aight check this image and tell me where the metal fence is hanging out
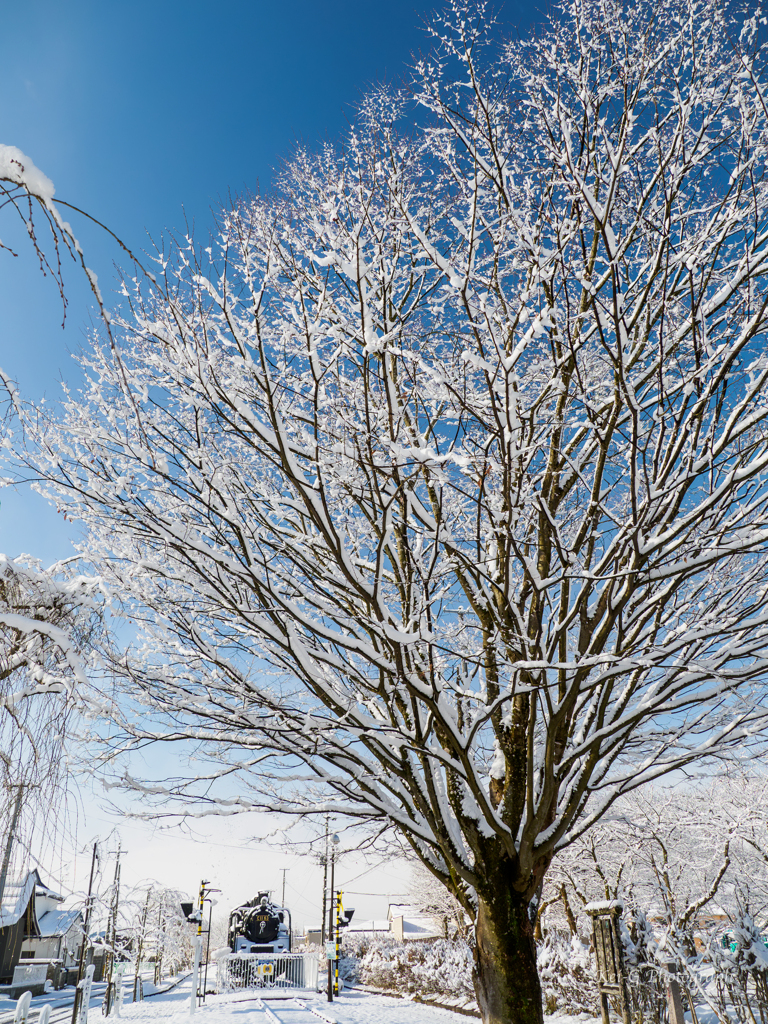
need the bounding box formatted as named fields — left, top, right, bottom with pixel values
left=216, top=953, right=321, bottom=992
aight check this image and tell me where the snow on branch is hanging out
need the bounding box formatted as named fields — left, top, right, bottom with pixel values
left=22, top=0, right=768, bottom=934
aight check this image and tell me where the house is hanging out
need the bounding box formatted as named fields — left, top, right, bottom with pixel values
left=0, top=870, right=41, bottom=983
left=345, top=919, right=389, bottom=938
left=305, top=919, right=389, bottom=945
left=387, top=904, right=444, bottom=942
left=20, top=881, right=84, bottom=966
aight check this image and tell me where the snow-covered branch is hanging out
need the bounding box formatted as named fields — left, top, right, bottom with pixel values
left=21, top=1, right=768, bottom=1019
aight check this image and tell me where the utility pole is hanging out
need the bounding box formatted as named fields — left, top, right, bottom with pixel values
left=133, top=889, right=151, bottom=1002
left=281, top=868, right=288, bottom=908
left=320, top=815, right=329, bottom=945
left=326, top=833, right=339, bottom=1003
left=0, top=785, right=24, bottom=906
left=72, top=842, right=98, bottom=1024
left=104, top=842, right=123, bottom=1015
left=154, top=898, right=164, bottom=986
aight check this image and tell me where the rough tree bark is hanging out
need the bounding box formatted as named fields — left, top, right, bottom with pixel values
left=475, top=864, right=544, bottom=1024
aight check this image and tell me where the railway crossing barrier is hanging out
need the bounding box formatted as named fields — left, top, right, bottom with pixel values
left=216, top=953, right=321, bottom=992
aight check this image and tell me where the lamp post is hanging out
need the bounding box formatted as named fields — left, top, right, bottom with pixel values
left=326, top=834, right=339, bottom=1003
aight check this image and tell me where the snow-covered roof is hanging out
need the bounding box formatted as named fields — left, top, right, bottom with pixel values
left=345, top=919, right=389, bottom=933
left=37, top=908, right=82, bottom=938
left=585, top=900, right=623, bottom=914
left=35, top=884, right=64, bottom=902
left=0, top=870, right=41, bottom=929
left=700, top=904, right=729, bottom=919
left=387, top=903, right=416, bottom=919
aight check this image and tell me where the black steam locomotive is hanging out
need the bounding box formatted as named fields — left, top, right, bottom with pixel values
left=228, top=892, right=291, bottom=954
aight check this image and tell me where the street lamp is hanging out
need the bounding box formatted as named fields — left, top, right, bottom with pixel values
left=327, top=834, right=340, bottom=1003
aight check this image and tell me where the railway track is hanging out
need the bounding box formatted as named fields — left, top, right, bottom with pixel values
left=0, top=973, right=191, bottom=1024
left=0, top=1002, right=81, bottom=1024
left=1, top=984, right=336, bottom=1024
left=249, top=997, right=337, bottom=1024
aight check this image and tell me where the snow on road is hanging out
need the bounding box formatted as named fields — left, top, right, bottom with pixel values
left=82, top=978, right=600, bottom=1024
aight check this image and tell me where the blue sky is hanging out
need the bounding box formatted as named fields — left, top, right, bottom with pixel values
left=0, top=0, right=542, bottom=564
left=0, top=0, right=544, bottom=917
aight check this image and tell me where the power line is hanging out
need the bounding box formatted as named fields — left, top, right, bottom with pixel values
left=340, top=890, right=408, bottom=897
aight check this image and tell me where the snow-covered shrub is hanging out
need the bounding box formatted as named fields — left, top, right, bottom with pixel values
left=621, top=909, right=670, bottom=1024
left=345, top=930, right=600, bottom=1016
left=343, top=935, right=474, bottom=1002
left=537, top=932, right=598, bottom=1017
left=710, top=911, right=768, bottom=1024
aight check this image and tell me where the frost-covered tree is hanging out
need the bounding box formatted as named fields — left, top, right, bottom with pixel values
left=544, top=777, right=768, bottom=934
left=0, top=143, right=109, bottom=709
left=26, top=0, right=768, bottom=1020
left=0, top=146, right=108, bottom=850
left=121, top=886, right=193, bottom=983
left=408, top=859, right=470, bottom=939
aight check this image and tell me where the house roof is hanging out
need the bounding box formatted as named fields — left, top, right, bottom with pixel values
left=35, top=884, right=64, bottom=903
left=387, top=903, right=416, bottom=919
left=0, top=870, right=42, bottom=930
left=37, top=908, right=82, bottom=938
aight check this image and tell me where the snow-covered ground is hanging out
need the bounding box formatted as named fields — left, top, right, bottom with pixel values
left=75, top=978, right=601, bottom=1024
left=2, top=974, right=721, bottom=1024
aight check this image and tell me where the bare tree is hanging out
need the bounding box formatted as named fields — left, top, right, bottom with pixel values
left=26, top=0, right=768, bottom=1020
left=408, top=860, right=470, bottom=939
left=122, top=885, right=193, bottom=983
left=0, top=144, right=111, bottom=862
left=545, top=778, right=768, bottom=931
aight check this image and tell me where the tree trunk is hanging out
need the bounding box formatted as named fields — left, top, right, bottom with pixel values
left=473, top=888, right=543, bottom=1024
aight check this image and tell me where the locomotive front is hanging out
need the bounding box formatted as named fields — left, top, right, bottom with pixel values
left=228, top=891, right=291, bottom=954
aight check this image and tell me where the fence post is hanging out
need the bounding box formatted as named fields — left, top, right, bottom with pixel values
left=78, top=965, right=95, bottom=1024
left=13, top=991, right=32, bottom=1024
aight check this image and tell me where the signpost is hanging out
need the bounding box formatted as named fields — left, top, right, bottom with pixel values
left=586, top=902, right=631, bottom=1024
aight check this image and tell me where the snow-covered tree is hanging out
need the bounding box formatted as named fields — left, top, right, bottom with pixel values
left=544, top=777, right=768, bottom=935
left=408, top=860, right=470, bottom=939
left=0, top=146, right=110, bottom=853
left=0, top=548, right=100, bottom=705
left=25, top=0, right=768, bottom=1020
left=122, top=886, right=193, bottom=982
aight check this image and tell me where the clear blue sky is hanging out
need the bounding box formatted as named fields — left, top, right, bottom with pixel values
left=0, top=0, right=542, bottom=559
left=1, top=0, right=546, bottom=915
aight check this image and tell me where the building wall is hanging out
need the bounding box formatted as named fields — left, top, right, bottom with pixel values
left=0, top=920, right=26, bottom=984
left=21, top=936, right=61, bottom=960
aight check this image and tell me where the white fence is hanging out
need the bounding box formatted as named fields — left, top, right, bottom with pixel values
left=216, top=953, right=321, bottom=992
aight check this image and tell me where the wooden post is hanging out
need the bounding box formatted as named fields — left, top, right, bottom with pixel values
left=587, top=902, right=631, bottom=1024
left=666, top=962, right=686, bottom=1024
left=72, top=843, right=98, bottom=1024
